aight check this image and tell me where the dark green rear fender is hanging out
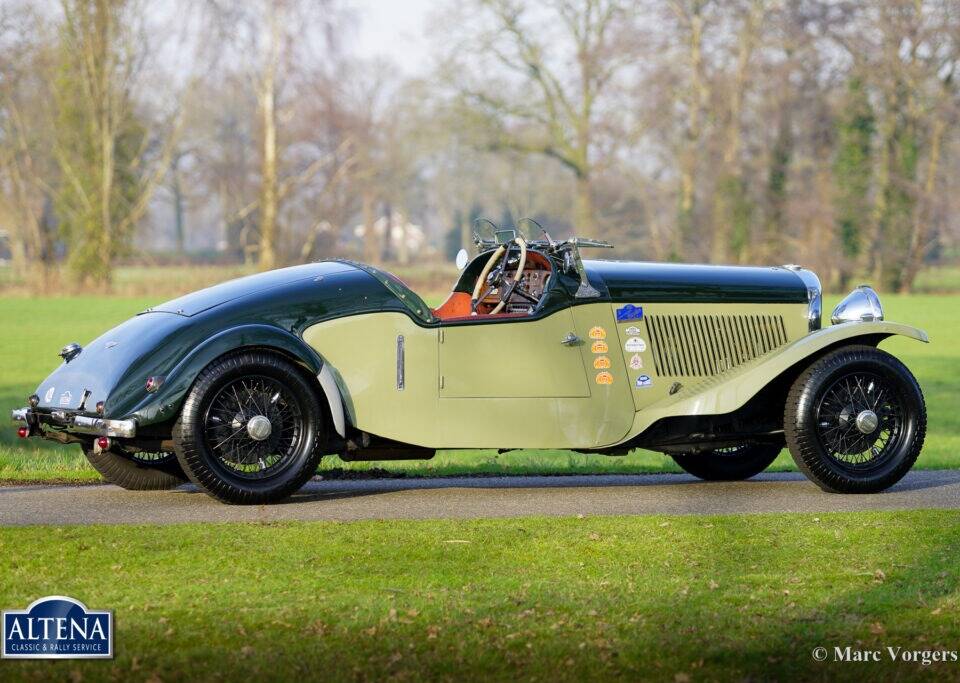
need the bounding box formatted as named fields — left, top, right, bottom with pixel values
left=127, top=324, right=332, bottom=429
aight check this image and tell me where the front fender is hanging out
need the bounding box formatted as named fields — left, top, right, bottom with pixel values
left=126, top=324, right=325, bottom=426
left=622, top=321, right=928, bottom=443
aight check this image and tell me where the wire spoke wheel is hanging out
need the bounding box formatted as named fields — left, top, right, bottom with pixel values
left=202, top=375, right=304, bottom=480
left=815, top=371, right=904, bottom=472
left=128, top=451, right=177, bottom=465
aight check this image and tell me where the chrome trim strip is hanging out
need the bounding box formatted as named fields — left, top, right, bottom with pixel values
left=396, top=335, right=405, bottom=391
left=783, top=265, right=822, bottom=332
left=317, top=364, right=346, bottom=438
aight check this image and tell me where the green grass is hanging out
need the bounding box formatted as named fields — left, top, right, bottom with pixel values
left=1, top=511, right=959, bottom=681
left=1, top=294, right=957, bottom=482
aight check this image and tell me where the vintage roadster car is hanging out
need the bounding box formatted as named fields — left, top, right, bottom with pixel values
left=12, top=224, right=927, bottom=504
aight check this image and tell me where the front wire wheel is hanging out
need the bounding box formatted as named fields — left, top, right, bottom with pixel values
left=174, top=352, right=323, bottom=504
left=785, top=345, right=925, bottom=493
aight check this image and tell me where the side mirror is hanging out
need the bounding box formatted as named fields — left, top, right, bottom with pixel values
left=455, top=248, right=469, bottom=271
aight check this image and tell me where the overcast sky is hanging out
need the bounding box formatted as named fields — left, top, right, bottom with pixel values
left=352, top=0, right=434, bottom=75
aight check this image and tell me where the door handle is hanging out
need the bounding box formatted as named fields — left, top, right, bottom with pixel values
left=560, top=332, right=581, bottom=346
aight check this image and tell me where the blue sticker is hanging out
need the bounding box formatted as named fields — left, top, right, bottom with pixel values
left=616, top=304, right=644, bottom=322
left=3, top=596, right=113, bottom=659
left=635, top=375, right=652, bottom=388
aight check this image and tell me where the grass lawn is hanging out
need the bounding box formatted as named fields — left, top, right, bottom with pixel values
left=0, top=510, right=958, bottom=681
left=0, top=293, right=957, bottom=482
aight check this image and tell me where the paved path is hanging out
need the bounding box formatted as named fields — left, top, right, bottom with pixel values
left=2, top=470, right=959, bottom=526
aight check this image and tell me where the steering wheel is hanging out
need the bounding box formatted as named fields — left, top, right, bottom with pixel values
left=471, top=237, right=534, bottom=315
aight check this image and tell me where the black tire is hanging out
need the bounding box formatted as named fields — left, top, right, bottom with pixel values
left=173, top=351, right=323, bottom=504
left=82, top=445, right=187, bottom=491
left=784, top=345, right=926, bottom=493
left=670, top=444, right=782, bottom=481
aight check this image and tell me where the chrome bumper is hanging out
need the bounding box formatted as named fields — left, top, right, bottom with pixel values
left=11, top=407, right=137, bottom=438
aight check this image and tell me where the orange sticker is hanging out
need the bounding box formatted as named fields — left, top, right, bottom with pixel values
left=591, top=340, right=609, bottom=354
left=589, top=326, right=606, bottom=340
left=595, top=371, right=614, bottom=385
left=593, top=356, right=611, bottom=369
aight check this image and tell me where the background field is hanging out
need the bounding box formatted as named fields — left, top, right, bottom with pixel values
left=1, top=290, right=956, bottom=482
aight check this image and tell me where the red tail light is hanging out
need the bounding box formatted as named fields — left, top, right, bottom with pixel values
left=96, top=436, right=111, bottom=451
left=17, top=426, right=29, bottom=439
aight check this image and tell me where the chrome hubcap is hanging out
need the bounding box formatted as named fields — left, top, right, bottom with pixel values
left=855, top=409, right=878, bottom=435
left=246, top=415, right=272, bottom=441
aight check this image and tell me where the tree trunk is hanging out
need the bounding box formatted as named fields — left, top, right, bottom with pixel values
left=258, top=5, right=280, bottom=272
left=574, top=173, right=594, bottom=234
left=362, top=188, right=378, bottom=264
left=899, top=116, right=944, bottom=293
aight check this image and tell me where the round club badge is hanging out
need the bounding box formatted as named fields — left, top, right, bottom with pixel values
left=593, top=356, right=611, bottom=370
left=591, top=340, right=609, bottom=354
left=595, top=371, right=614, bottom=385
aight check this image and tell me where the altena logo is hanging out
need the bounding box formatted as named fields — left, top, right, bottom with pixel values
left=2, top=596, right=113, bottom=659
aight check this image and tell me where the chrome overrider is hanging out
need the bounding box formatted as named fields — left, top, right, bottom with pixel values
left=11, top=407, right=137, bottom=438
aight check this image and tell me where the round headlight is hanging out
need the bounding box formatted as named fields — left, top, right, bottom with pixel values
left=831, top=285, right=883, bottom=324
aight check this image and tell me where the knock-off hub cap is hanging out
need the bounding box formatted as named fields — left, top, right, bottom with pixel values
left=246, top=415, right=272, bottom=441
left=855, top=409, right=879, bottom=435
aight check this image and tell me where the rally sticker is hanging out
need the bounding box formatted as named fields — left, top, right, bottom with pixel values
left=44, top=387, right=55, bottom=403
left=635, top=375, right=652, bottom=388
left=616, top=304, right=644, bottom=322
left=624, top=326, right=641, bottom=336
left=595, top=371, right=614, bottom=385
left=59, top=390, right=73, bottom=407
left=591, top=340, right=609, bottom=354
left=624, top=337, right=647, bottom=352
left=629, top=353, right=643, bottom=370
left=589, top=326, right=606, bottom=340
left=593, top=356, right=611, bottom=370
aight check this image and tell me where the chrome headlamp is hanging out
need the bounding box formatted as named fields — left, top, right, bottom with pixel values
left=831, top=285, right=883, bottom=325
left=783, top=265, right=822, bottom=332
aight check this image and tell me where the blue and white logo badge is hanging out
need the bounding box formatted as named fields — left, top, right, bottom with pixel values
left=616, top=304, right=644, bottom=322
left=3, top=596, right=113, bottom=659
left=635, top=375, right=652, bottom=388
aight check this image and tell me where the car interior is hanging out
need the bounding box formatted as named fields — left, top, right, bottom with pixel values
left=432, top=242, right=554, bottom=322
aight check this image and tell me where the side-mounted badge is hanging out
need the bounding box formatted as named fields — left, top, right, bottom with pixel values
left=595, top=371, right=614, bottom=385
left=629, top=353, right=643, bottom=370
left=624, top=326, right=641, bottom=336
left=591, top=340, right=609, bottom=354
left=588, top=326, right=606, bottom=340
left=624, top=337, right=647, bottom=352
left=616, top=304, right=644, bottom=322
left=593, top=356, right=611, bottom=370
left=635, top=375, right=652, bottom=388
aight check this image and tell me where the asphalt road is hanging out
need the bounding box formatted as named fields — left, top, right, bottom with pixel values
left=2, top=470, right=960, bottom=526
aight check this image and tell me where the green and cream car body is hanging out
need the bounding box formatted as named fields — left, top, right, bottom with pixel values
left=13, top=230, right=928, bottom=504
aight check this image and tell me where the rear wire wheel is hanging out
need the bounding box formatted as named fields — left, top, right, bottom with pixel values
left=670, top=443, right=782, bottom=481
left=173, top=351, right=323, bottom=504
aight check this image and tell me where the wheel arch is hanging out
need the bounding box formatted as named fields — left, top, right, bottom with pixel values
left=621, top=321, right=928, bottom=445
left=129, top=324, right=349, bottom=439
